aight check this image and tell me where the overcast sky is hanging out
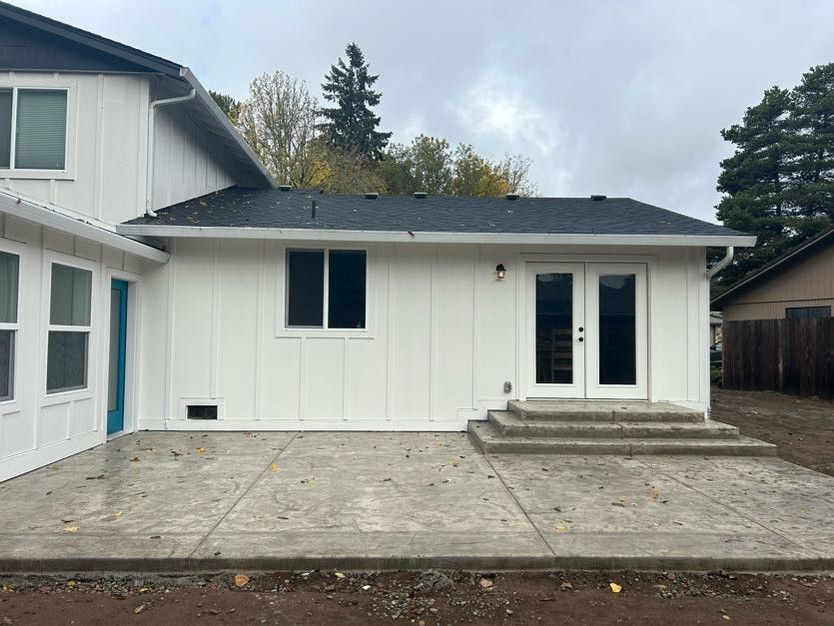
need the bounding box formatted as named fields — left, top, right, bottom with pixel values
left=16, top=0, right=834, bottom=222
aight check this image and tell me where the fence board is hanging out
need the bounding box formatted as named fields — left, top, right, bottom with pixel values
left=723, top=318, right=834, bottom=398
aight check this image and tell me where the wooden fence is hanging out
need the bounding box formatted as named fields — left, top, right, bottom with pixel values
left=722, top=318, right=834, bottom=398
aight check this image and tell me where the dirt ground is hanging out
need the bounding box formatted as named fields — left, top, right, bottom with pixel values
left=711, top=388, right=834, bottom=476
left=1, top=570, right=833, bottom=625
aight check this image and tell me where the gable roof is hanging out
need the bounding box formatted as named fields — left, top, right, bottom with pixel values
left=0, top=1, right=274, bottom=188
left=711, top=227, right=834, bottom=308
left=117, top=187, right=755, bottom=246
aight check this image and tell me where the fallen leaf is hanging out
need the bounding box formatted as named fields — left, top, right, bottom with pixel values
left=554, top=525, right=568, bottom=532
left=609, top=582, right=622, bottom=593
left=85, top=474, right=105, bottom=480
left=271, top=463, right=278, bottom=470
left=234, top=574, right=249, bottom=587
left=196, top=447, right=206, bottom=454
left=334, top=572, right=346, bottom=579
left=129, top=457, right=140, bottom=462
left=479, top=578, right=494, bottom=589
left=62, top=526, right=79, bottom=533
left=722, top=615, right=731, bottom=621
left=651, top=488, right=661, bottom=501
left=134, top=604, right=146, bottom=614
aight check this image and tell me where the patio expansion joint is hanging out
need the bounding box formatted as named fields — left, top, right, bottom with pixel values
left=638, top=459, right=817, bottom=556
left=187, top=431, right=302, bottom=559
left=480, top=452, right=557, bottom=561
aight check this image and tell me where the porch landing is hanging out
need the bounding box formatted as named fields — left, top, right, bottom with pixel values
left=0, top=431, right=831, bottom=574
left=469, top=400, right=777, bottom=456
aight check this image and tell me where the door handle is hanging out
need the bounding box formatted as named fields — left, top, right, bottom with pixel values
left=578, top=337, right=584, bottom=342
left=578, top=327, right=584, bottom=332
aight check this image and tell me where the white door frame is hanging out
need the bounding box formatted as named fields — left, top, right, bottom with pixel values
left=526, top=262, right=586, bottom=398
left=524, top=261, right=648, bottom=400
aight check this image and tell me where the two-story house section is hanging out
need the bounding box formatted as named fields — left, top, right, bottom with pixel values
left=0, top=2, right=273, bottom=481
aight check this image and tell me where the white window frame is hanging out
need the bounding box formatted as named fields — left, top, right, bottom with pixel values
left=0, top=82, right=75, bottom=180
left=283, top=246, right=370, bottom=334
left=0, top=244, right=21, bottom=404
left=45, top=257, right=94, bottom=396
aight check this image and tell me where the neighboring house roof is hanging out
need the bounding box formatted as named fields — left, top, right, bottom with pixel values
left=0, top=1, right=274, bottom=189
left=117, top=187, right=755, bottom=246
left=711, top=226, right=834, bottom=308
left=0, top=187, right=168, bottom=262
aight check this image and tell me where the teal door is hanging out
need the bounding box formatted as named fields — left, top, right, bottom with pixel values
left=107, top=280, right=128, bottom=435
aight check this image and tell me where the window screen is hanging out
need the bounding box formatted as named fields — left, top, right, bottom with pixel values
left=15, top=89, right=67, bottom=170
left=286, top=250, right=324, bottom=327
left=0, top=89, right=11, bottom=169
left=786, top=306, right=831, bottom=319
left=328, top=250, right=366, bottom=329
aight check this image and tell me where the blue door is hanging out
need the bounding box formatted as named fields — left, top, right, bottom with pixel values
left=107, top=280, right=128, bottom=435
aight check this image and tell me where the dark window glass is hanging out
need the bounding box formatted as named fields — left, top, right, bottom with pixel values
left=598, top=274, right=636, bottom=385
left=328, top=250, right=366, bottom=329
left=287, top=250, right=324, bottom=327
left=0, top=89, right=11, bottom=168
left=535, top=273, right=573, bottom=384
left=786, top=306, right=831, bottom=319
left=0, top=250, right=18, bottom=323
left=0, top=329, right=13, bottom=400
left=50, top=263, right=92, bottom=326
left=46, top=331, right=88, bottom=393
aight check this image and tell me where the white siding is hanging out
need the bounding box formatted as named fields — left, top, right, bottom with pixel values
left=137, top=240, right=709, bottom=431
left=0, top=72, right=150, bottom=224
left=151, top=105, right=237, bottom=211
left=0, top=212, right=148, bottom=482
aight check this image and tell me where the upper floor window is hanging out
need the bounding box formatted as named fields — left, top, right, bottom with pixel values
left=0, top=88, right=68, bottom=171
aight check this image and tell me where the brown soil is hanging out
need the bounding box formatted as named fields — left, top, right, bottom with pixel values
left=1, top=570, right=833, bottom=625
left=711, top=388, right=834, bottom=476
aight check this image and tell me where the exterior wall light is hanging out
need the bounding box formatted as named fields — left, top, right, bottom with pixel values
left=495, top=263, right=507, bottom=281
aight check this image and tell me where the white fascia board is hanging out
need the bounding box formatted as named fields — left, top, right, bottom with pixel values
left=0, top=188, right=169, bottom=263
left=115, top=223, right=757, bottom=248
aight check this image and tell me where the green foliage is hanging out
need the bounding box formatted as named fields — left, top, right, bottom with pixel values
left=710, top=367, right=722, bottom=387
left=380, top=135, right=536, bottom=197
left=715, top=64, right=834, bottom=290
left=319, top=43, right=392, bottom=161
left=208, top=90, right=241, bottom=124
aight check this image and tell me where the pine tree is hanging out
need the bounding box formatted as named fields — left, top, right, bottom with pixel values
left=319, top=43, right=391, bottom=161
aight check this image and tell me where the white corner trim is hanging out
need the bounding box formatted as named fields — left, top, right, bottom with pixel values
left=0, top=187, right=169, bottom=262
left=114, top=223, right=757, bottom=248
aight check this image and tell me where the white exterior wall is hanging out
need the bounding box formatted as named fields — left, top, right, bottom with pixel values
left=151, top=105, right=237, bottom=211
left=0, top=72, right=150, bottom=224
left=137, top=240, right=710, bottom=431
left=0, top=213, right=149, bottom=482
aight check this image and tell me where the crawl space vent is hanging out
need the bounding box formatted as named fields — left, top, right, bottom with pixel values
left=187, top=404, right=218, bottom=420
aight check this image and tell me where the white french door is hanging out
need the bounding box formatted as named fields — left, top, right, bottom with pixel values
left=526, top=262, right=647, bottom=399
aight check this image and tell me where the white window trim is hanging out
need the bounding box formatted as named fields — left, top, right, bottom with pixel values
left=0, top=241, right=22, bottom=405
left=0, top=81, right=76, bottom=180
left=43, top=253, right=96, bottom=398
left=279, top=245, right=371, bottom=337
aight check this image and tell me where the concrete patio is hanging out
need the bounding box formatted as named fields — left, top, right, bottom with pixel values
left=0, top=431, right=832, bottom=573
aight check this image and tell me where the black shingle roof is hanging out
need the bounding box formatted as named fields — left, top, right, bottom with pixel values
left=124, top=187, right=746, bottom=239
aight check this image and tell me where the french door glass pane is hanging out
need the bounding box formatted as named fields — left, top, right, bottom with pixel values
left=47, top=331, right=88, bottom=393
left=598, top=274, right=636, bottom=385
left=0, top=329, right=13, bottom=400
left=328, top=250, right=366, bottom=329
left=50, top=263, right=92, bottom=326
left=15, top=89, right=67, bottom=170
left=286, top=250, right=324, bottom=327
left=108, top=289, right=121, bottom=412
left=0, top=89, right=11, bottom=168
left=536, top=273, right=573, bottom=384
left=0, top=251, right=18, bottom=323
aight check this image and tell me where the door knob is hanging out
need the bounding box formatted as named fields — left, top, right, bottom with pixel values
left=578, top=337, right=584, bottom=342
left=578, top=327, right=584, bottom=332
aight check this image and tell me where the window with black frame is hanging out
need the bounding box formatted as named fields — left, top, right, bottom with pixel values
left=286, top=249, right=366, bottom=329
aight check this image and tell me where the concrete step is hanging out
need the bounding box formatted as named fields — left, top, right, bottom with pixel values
left=488, top=411, right=740, bottom=439
left=507, top=400, right=704, bottom=423
left=468, top=421, right=778, bottom=457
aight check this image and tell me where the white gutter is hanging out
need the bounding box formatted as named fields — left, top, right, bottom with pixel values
left=0, top=187, right=169, bottom=263
left=115, top=223, right=757, bottom=248
left=145, top=84, right=196, bottom=217
left=705, top=246, right=734, bottom=279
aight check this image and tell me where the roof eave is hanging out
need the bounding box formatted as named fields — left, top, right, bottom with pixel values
left=0, top=188, right=169, bottom=263
left=114, top=223, right=757, bottom=247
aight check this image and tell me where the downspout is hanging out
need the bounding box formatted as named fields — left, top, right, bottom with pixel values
left=145, top=88, right=197, bottom=217
left=705, top=246, right=734, bottom=279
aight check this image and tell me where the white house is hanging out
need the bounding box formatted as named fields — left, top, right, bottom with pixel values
left=0, top=4, right=762, bottom=482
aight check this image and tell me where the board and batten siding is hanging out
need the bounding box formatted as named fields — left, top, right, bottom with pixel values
left=137, top=240, right=709, bottom=430
left=0, top=212, right=149, bottom=482
left=722, top=243, right=834, bottom=321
